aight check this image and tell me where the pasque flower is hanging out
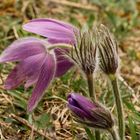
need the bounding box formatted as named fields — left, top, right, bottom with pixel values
left=23, top=18, right=79, bottom=76
left=68, top=93, right=114, bottom=129
left=23, top=19, right=98, bottom=75
left=70, top=29, right=97, bottom=75
left=0, top=38, right=68, bottom=112
left=0, top=19, right=78, bottom=112
left=97, top=24, right=118, bottom=75
left=97, top=25, right=124, bottom=140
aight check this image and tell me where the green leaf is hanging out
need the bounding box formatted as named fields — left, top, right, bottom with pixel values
left=6, top=91, right=27, bottom=110
left=34, top=113, right=51, bottom=129
left=128, top=116, right=137, bottom=140
left=85, top=127, right=95, bottom=140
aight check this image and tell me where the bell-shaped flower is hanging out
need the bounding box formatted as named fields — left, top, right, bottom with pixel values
left=68, top=93, right=114, bottom=129
left=0, top=37, right=72, bottom=112
left=0, top=19, right=79, bottom=112
left=23, top=18, right=79, bottom=77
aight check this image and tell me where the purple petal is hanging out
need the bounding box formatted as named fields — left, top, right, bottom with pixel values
left=68, top=93, right=96, bottom=111
left=55, top=59, right=73, bottom=77
left=48, top=38, right=74, bottom=44
left=54, top=48, right=73, bottom=77
left=4, top=53, right=46, bottom=90
left=68, top=103, right=90, bottom=120
left=54, top=48, right=70, bottom=61
left=4, top=64, right=25, bottom=89
left=0, top=37, right=46, bottom=63
left=27, top=53, right=56, bottom=112
left=24, top=75, right=38, bottom=88
left=23, top=18, right=77, bottom=44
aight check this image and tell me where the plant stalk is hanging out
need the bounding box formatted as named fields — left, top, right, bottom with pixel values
left=108, top=127, right=120, bottom=140
left=86, top=74, right=96, bottom=100
left=86, top=74, right=100, bottom=140
left=109, top=74, right=125, bottom=140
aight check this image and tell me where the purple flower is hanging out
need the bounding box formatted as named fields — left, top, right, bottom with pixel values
left=23, top=18, right=98, bottom=76
left=0, top=37, right=71, bottom=112
left=0, top=38, right=56, bottom=112
left=0, top=19, right=78, bottom=112
left=23, top=18, right=78, bottom=76
left=68, top=93, right=114, bottom=129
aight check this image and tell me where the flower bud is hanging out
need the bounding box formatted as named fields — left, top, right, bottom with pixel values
left=70, top=29, right=97, bottom=75
left=67, top=93, right=114, bottom=129
left=97, top=25, right=119, bottom=75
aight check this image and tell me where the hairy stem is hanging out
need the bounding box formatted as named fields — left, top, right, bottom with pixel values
left=108, top=127, right=120, bottom=140
left=86, top=74, right=96, bottom=100
left=94, top=130, right=100, bottom=140
left=109, top=74, right=125, bottom=140
left=86, top=74, right=100, bottom=140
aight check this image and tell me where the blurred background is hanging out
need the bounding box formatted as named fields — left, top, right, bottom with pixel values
left=0, top=0, right=140, bottom=139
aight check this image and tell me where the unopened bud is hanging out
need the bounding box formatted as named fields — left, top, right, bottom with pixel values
left=67, top=93, right=114, bottom=129
left=97, top=24, right=119, bottom=75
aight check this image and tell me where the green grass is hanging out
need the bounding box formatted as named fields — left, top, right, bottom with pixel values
left=0, top=0, right=140, bottom=139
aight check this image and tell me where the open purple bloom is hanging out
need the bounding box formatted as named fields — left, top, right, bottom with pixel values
left=0, top=37, right=73, bottom=112
left=68, top=93, right=114, bottom=129
left=23, top=18, right=79, bottom=77
left=0, top=19, right=79, bottom=112
left=23, top=18, right=98, bottom=76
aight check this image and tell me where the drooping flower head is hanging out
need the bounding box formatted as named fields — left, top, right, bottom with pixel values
left=96, top=24, right=119, bottom=75
left=0, top=38, right=57, bottom=112
left=68, top=93, right=114, bottom=129
left=23, top=18, right=79, bottom=77
left=0, top=19, right=78, bottom=112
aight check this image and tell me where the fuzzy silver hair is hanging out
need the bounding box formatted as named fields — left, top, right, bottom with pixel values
left=97, top=24, right=119, bottom=75
left=70, top=30, right=97, bottom=75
